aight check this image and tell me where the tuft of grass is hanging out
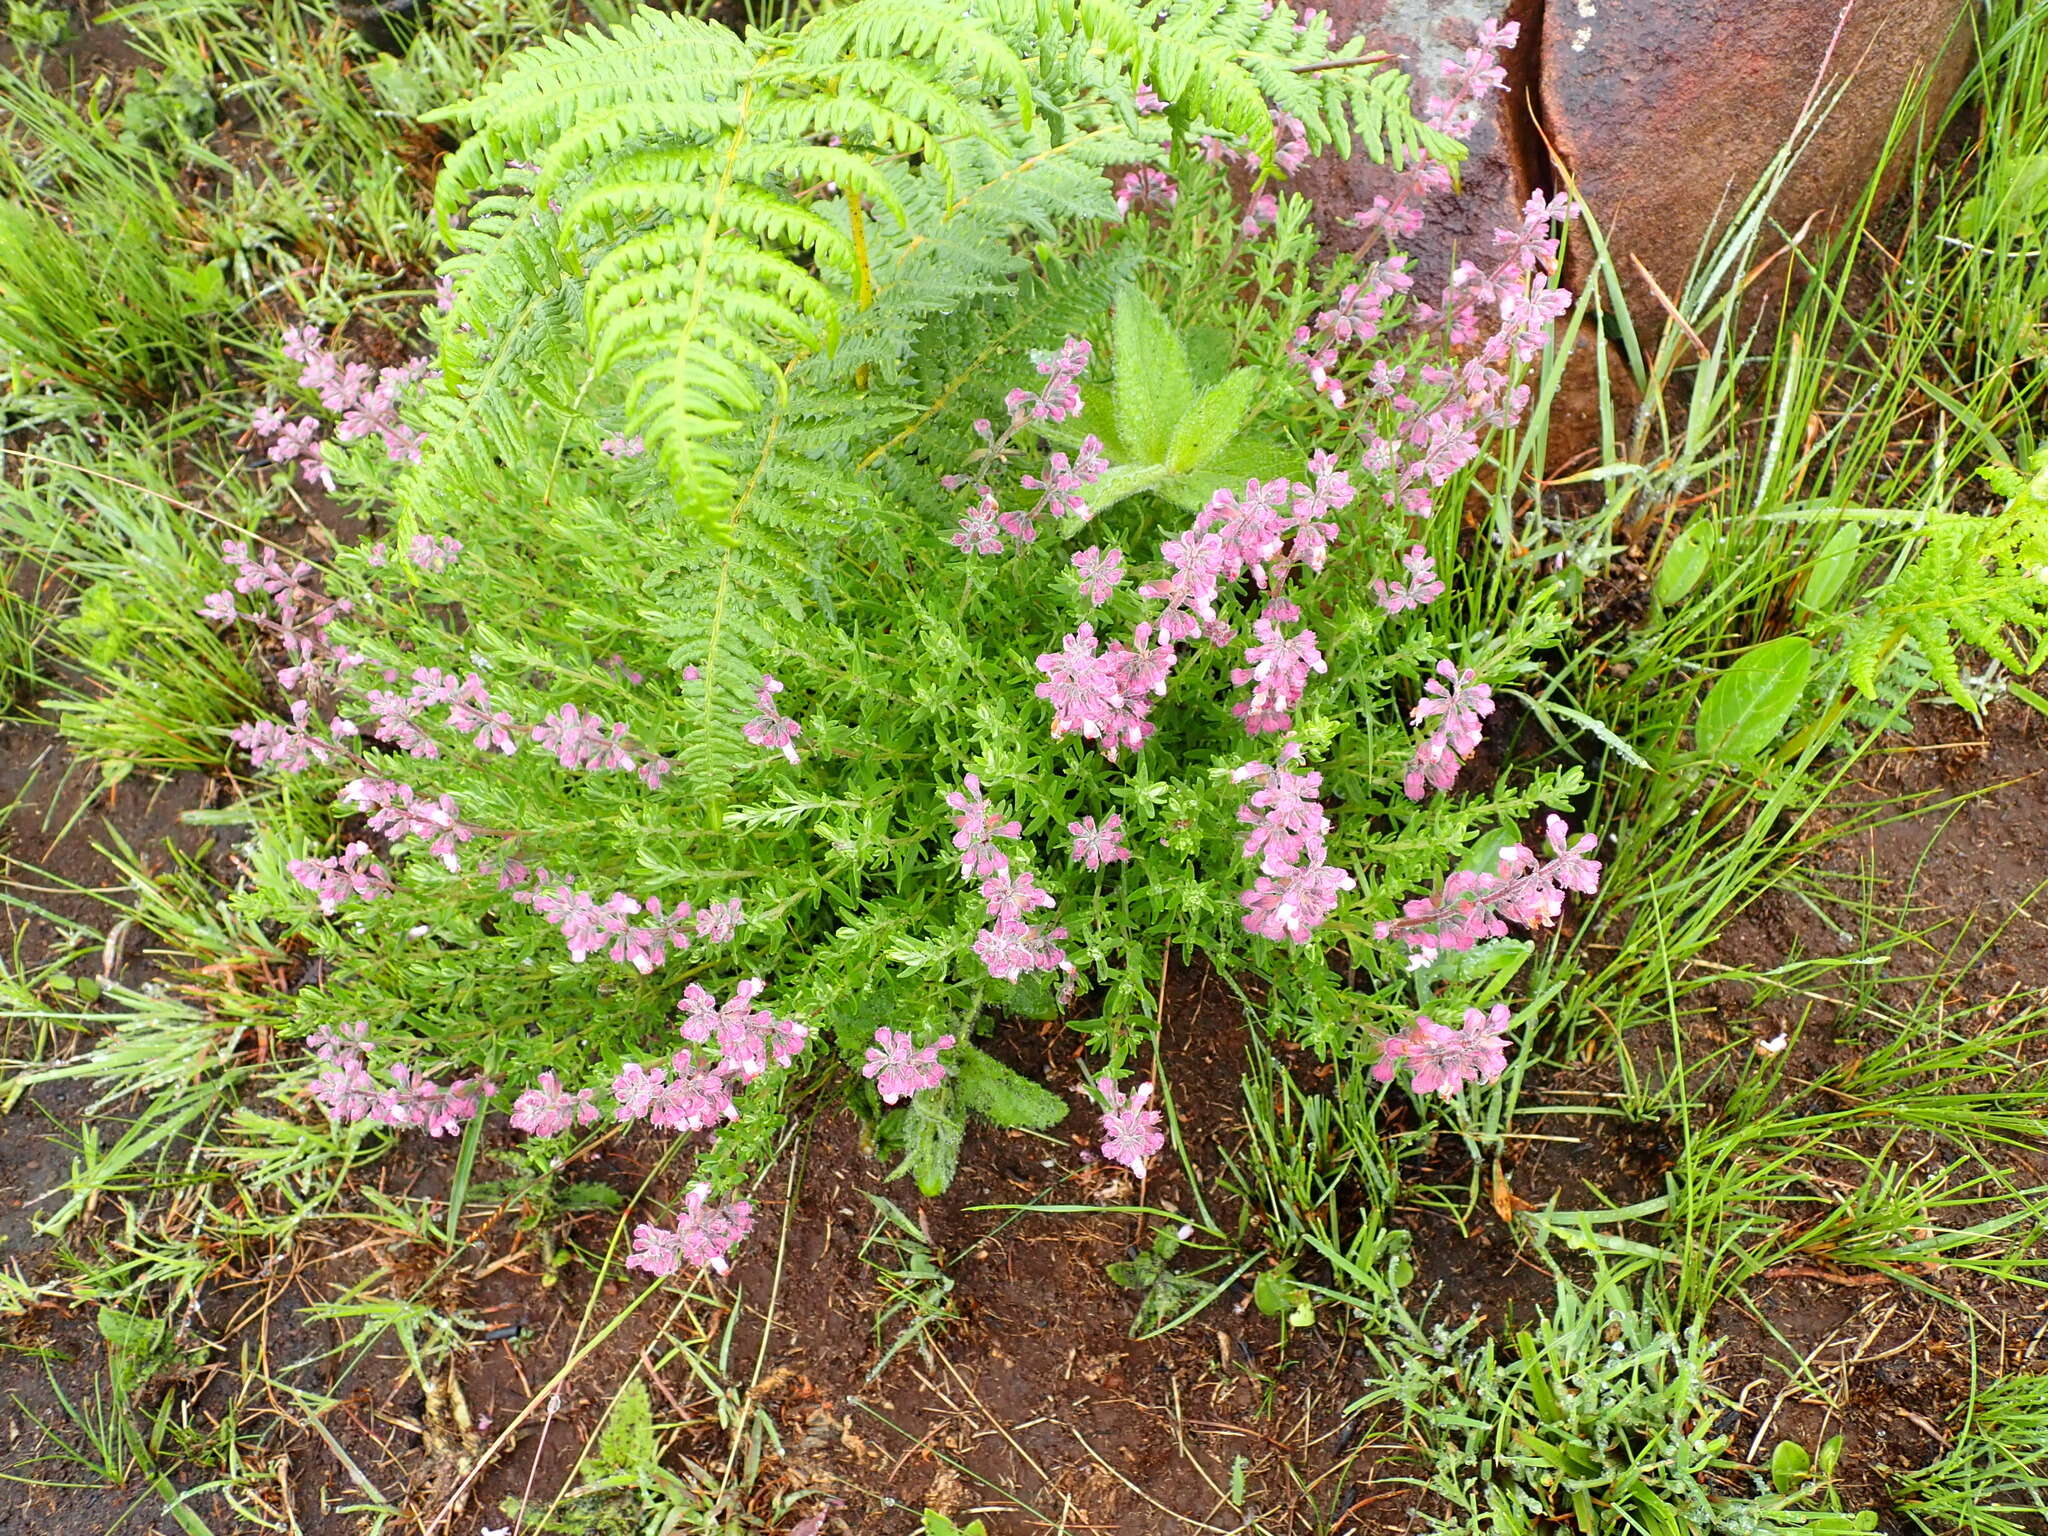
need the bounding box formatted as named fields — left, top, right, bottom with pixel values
left=1894, top=1371, right=2048, bottom=1536
left=0, top=70, right=236, bottom=411
left=1351, top=1260, right=1878, bottom=1535
left=0, top=439, right=266, bottom=778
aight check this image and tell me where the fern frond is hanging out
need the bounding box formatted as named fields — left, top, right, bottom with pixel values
left=1841, top=453, right=2048, bottom=710
left=431, top=0, right=1439, bottom=540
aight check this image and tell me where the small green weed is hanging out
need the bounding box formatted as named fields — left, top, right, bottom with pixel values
left=1354, top=1266, right=1878, bottom=1535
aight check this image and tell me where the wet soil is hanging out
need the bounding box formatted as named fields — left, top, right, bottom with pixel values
left=3, top=696, right=2041, bottom=1534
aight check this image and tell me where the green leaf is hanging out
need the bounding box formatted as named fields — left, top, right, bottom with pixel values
left=98, top=1305, right=172, bottom=1402
left=1797, top=521, right=1865, bottom=616
left=890, top=1083, right=965, bottom=1196
left=1251, top=1264, right=1295, bottom=1317
left=1770, top=1438, right=1812, bottom=1495
left=594, top=1379, right=660, bottom=1476
left=922, top=1513, right=986, bottom=1536
left=1164, top=367, right=1267, bottom=475
left=1111, top=284, right=1192, bottom=463
left=1696, top=635, right=1813, bottom=763
left=953, top=1045, right=1067, bottom=1130
left=1653, top=521, right=1713, bottom=604
left=1157, top=435, right=1296, bottom=510
left=1081, top=461, right=1169, bottom=515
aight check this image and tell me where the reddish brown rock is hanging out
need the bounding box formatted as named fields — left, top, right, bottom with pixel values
left=1540, top=0, right=1973, bottom=324
left=1289, top=0, right=1537, bottom=282
left=1291, top=1, right=1972, bottom=467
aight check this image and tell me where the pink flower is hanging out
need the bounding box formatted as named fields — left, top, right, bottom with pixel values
left=742, top=674, right=802, bottom=764
left=1374, top=820, right=1603, bottom=961
left=1035, top=625, right=1123, bottom=746
left=600, top=434, right=645, bottom=458
left=673, top=1182, right=753, bottom=1273
left=1404, top=660, right=1493, bottom=800
left=308, top=1053, right=379, bottom=1124
left=408, top=534, right=461, bottom=573
left=1373, top=1005, right=1512, bottom=1096
left=627, top=1183, right=754, bottom=1278
left=973, top=919, right=1071, bottom=981
left=649, top=1050, right=737, bottom=1131
left=863, top=1028, right=956, bottom=1103
left=695, top=898, right=743, bottom=944
left=945, top=774, right=1021, bottom=879
left=952, top=488, right=1006, bottom=555
left=1239, top=855, right=1355, bottom=944
left=508, top=1072, right=600, bottom=1137
left=1005, top=337, right=1091, bottom=425
left=1374, top=544, right=1446, bottom=614
left=288, top=840, right=394, bottom=914
left=1114, top=169, right=1178, bottom=217
left=979, top=865, right=1056, bottom=924
left=1072, top=546, right=1125, bottom=607
left=1230, top=601, right=1326, bottom=737
left=611, top=1061, right=667, bottom=1123
left=1240, top=192, right=1279, bottom=239
left=530, top=703, right=630, bottom=771
left=1544, top=813, right=1602, bottom=893
left=1068, top=814, right=1132, bottom=870
left=1234, top=750, right=1331, bottom=870
left=1097, top=1076, right=1165, bottom=1178
left=676, top=980, right=808, bottom=1082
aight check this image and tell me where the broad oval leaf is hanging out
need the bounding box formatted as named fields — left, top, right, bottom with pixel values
left=1653, top=521, right=1712, bottom=604
left=1164, top=367, right=1266, bottom=475
left=1696, top=634, right=1813, bottom=763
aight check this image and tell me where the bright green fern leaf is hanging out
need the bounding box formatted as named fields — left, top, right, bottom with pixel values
left=426, top=0, right=1446, bottom=539
left=1841, top=450, right=2048, bottom=710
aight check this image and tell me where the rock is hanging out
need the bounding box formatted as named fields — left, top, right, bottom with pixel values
left=1540, top=0, right=1973, bottom=325
left=1290, top=0, right=1972, bottom=466
left=1288, top=0, right=1536, bottom=281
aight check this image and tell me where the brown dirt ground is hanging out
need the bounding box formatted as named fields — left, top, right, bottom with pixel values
left=1, top=688, right=2044, bottom=1534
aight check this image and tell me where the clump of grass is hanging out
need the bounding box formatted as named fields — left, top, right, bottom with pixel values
left=1894, top=1372, right=2048, bottom=1536
left=0, top=72, right=234, bottom=411
left=1352, top=1263, right=1878, bottom=1535
left=0, top=440, right=266, bottom=778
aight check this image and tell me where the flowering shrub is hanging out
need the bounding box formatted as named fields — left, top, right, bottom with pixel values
left=215, top=3, right=1601, bottom=1280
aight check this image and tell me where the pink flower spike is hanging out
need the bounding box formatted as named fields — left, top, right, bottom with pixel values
left=1097, top=1076, right=1166, bottom=1179
left=627, top=1184, right=761, bottom=1278
left=695, top=898, right=743, bottom=943
left=1068, top=814, right=1133, bottom=871
left=611, top=1061, right=666, bottom=1123
left=1071, top=546, right=1125, bottom=607
left=1544, top=814, right=1603, bottom=894
left=1114, top=168, right=1178, bottom=217
left=677, top=1183, right=754, bottom=1275
left=508, top=1072, right=600, bottom=1137
left=863, top=1028, right=956, bottom=1104
left=1372, top=1005, right=1513, bottom=1097
left=742, top=673, right=802, bottom=765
